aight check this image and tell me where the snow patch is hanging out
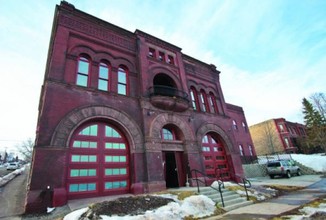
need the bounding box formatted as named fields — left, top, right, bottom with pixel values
left=64, top=195, right=216, bottom=220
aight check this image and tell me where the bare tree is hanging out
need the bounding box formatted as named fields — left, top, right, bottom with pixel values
left=310, top=93, right=326, bottom=120
left=262, top=120, right=280, bottom=154
left=16, top=138, right=34, bottom=162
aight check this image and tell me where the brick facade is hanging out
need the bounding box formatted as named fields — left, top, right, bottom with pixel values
left=25, top=1, right=255, bottom=213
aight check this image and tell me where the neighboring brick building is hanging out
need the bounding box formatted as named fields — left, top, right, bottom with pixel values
left=249, top=118, right=306, bottom=155
left=25, top=1, right=255, bottom=213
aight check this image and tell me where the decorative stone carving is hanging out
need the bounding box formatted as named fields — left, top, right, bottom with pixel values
left=59, top=16, right=136, bottom=52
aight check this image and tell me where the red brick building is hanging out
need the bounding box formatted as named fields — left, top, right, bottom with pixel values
left=25, top=1, right=255, bottom=213
left=249, top=118, right=306, bottom=155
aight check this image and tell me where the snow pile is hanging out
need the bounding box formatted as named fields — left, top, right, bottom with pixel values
left=63, top=207, right=88, bottom=220
left=291, top=154, right=326, bottom=172
left=0, top=166, right=25, bottom=187
left=63, top=195, right=216, bottom=220
left=285, top=200, right=326, bottom=220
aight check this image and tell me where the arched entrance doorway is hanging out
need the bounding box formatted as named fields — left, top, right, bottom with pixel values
left=67, top=121, right=130, bottom=199
left=202, top=133, right=231, bottom=181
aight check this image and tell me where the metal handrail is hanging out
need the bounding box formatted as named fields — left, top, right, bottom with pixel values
left=190, top=169, right=225, bottom=207
left=214, top=168, right=251, bottom=200
left=235, top=174, right=251, bottom=201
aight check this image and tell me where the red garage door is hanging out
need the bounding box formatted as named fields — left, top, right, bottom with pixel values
left=67, top=122, right=130, bottom=199
left=202, top=134, right=231, bottom=181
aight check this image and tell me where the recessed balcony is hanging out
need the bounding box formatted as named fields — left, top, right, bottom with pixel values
left=148, top=85, right=190, bottom=112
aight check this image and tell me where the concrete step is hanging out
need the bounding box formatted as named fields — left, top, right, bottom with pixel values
left=198, top=186, right=253, bottom=211
left=223, top=200, right=253, bottom=211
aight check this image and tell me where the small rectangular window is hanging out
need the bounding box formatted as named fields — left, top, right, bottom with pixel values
left=158, top=51, right=165, bottom=61
left=167, top=55, right=174, bottom=65
left=149, top=48, right=156, bottom=58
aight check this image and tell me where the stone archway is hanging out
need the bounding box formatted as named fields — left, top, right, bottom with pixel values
left=51, top=105, right=144, bottom=153
left=196, top=123, right=234, bottom=153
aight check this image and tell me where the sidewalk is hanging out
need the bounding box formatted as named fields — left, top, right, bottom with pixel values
left=206, top=175, right=326, bottom=219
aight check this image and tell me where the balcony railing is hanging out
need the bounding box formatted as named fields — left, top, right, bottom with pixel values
left=148, top=85, right=189, bottom=101
left=148, top=85, right=190, bottom=112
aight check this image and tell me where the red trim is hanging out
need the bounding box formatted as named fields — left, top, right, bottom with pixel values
left=202, top=134, right=231, bottom=181
left=67, top=121, right=130, bottom=199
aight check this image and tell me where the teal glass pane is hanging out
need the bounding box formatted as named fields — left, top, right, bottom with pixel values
left=113, top=143, right=119, bottom=149
left=89, top=142, right=97, bottom=148
left=69, top=184, right=78, bottom=192
left=80, top=127, right=90, bottom=135
left=105, top=169, right=113, bottom=175
left=118, top=84, right=126, bottom=95
left=79, top=184, right=87, bottom=191
left=80, top=155, right=88, bottom=162
left=78, top=59, right=89, bottom=74
left=88, top=183, right=96, bottom=191
left=99, top=65, right=109, bottom=79
left=113, top=129, right=120, bottom=137
left=105, top=182, right=113, bottom=189
left=120, top=156, right=126, bottom=162
left=118, top=69, right=126, bottom=83
left=163, top=128, right=173, bottom=140
left=105, top=143, right=113, bottom=149
left=90, top=125, right=98, bottom=136
left=77, top=74, right=88, bottom=87
left=121, top=181, right=127, bottom=187
left=89, top=155, right=97, bottom=162
left=71, top=155, right=80, bottom=162
left=120, top=168, right=126, bottom=175
left=89, top=169, right=96, bottom=176
left=119, top=143, right=126, bottom=149
left=105, top=126, right=112, bottom=137
left=105, top=156, right=112, bottom=162
left=105, top=126, right=121, bottom=137
left=80, top=125, right=97, bottom=136
left=113, top=182, right=120, bottom=188
left=112, top=169, right=119, bottom=175
left=113, top=156, right=119, bottom=162
left=98, top=80, right=108, bottom=91
left=73, top=141, right=81, bottom=148
left=80, top=169, right=88, bottom=176
left=70, top=170, right=79, bottom=177
left=81, top=141, right=89, bottom=148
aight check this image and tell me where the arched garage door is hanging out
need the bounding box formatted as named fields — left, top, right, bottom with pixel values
left=202, top=133, right=231, bottom=181
left=67, top=121, right=130, bottom=199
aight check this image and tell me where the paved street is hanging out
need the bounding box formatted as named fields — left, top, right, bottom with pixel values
left=0, top=168, right=28, bottom=220
left=0, top=166, right=12, bottom=177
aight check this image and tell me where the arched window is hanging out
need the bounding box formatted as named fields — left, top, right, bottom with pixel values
left=98, top=62, right=110, bottom=91
left=200, top=90, right=208, bottom=112
left=239, top=145, right=244, bottom=156
left=232, top=120, right=238, bottom=130
left=249, top=145, right=253, bottom=156
left=190, top=87, right=199, bottom=111
left=162, top=128, right=174, bottom=140
left=242, top=122, right=247, bottom=132
left=76, top=56, right=90, bottom=87
left=117, top=66, right=128, bottom=95
left=208, top=92, right=218, bottom=114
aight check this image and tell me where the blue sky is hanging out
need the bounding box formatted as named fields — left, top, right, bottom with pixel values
left=0, top=0, right=325, bottom=153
